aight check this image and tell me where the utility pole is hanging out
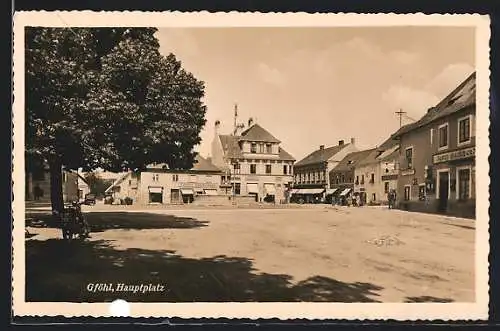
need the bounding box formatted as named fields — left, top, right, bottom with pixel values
left=233, top=103, right=238, bottom=136
left=395, top=109, right=407, bottom=128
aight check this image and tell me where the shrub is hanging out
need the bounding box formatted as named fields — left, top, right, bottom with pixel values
left=124, top=197, right=133, bottom=205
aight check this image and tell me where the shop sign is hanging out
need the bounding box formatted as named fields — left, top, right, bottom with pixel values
left=381, top=174, right=398, bottom=181
left=433, top=147, right=475, bottom=164
left=401, top=168, right=415, bottom=176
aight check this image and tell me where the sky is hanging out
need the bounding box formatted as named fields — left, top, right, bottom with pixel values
left=154, top=27, right=475, bottom=162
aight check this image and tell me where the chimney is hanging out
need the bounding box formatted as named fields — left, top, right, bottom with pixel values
left=248, top=117, right=254, bottom=127
left=350, top=137, right=355, bottom=145
left=339, top=140, right=344, bottom=146
left=319, top=145, right=325, bottom=150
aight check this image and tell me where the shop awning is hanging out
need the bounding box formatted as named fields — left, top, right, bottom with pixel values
left=326, top=188, right=338, bottom=195
left=339, top=188, right=352, bottom=196
left=148, top=187, right=163, bottom=194
left=247, top=183, right=259, bottom=194
left=180, top=189, right=194, bottom=195
left=264, top=184, right=276, bottom=195
left=204, top=189, right=218, bottom=196
left=294, top=188, right=325, bottom=195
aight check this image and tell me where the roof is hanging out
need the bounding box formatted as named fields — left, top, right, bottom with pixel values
left=218, top=134, right=295, bottom=161
left=331, top=149, right=376, bottom=172
left=392, top=72, right=476, bottom=138
left=219, top=135, right=244, bottom=158
left=295, top=144, right=350, bottom=167
left=190, top=155, right=222, bottom=172
left=105, top=172, right=131, bottom=193
left=148, top=155, right=222, bottom=173
left=357, top=136, right=399, bottom=167
left=238, top=123, right=281, bottom=143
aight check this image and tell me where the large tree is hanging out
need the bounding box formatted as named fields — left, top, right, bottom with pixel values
left=25, top=28, right=207, bottom=213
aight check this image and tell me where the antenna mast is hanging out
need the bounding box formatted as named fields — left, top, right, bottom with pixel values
left=395, top=109, right=407, bottom=128
left=233, top=103, right=238, bottom=135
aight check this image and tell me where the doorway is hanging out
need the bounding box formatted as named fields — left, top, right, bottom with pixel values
left=438, top=171, right=449, bottom=212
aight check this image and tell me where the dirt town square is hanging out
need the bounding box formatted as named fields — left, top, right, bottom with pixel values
left=26, top=204, right=474, bottom=303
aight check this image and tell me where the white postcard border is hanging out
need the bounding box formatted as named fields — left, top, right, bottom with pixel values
left=12, top=11, right=491, bottom=320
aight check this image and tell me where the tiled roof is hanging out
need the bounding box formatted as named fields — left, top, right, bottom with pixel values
left=191, top=155, right=222, bottom=172
left=295, top=144, right=350, bottom=167
left=219, top=135, right=244, bottom=158
left=148, top=155, right=222, bottom=173
left=219, top=134, right=295, bottom=161
left=239, top=123, right=281, bottom=143
left=357, top=136, right=399, bottom=167
left=278, top=147, right=296, bottom=161
left=331, top=149, right=376, bottom=172
left=392, top=72, right=476, bottom=138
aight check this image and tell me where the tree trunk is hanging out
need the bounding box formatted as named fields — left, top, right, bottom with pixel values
left=49, top=158, right=64, bottom=214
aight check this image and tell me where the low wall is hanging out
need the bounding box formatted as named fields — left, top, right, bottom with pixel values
left=191, top=195, right=257, bottom=206
left=398, top=199, right=475, bottom=219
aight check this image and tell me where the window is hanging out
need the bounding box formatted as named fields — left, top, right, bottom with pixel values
left=370, top=173, right=375, bottom=184
left=289, top=165, right=292, bottom=175
left=404, top=186, right=411, bottom=201
left=152, top=174, right=159, bottom=182
left=430, top=128, right=434, bottom=145
left=438, top=123, right=449, bottom=149
left=361, top=175, right=365, bottom=184
left=129, top=179, right=132, bottom=186
left=250, top=164, right=257, bottom=174
left=458, top=116, right=471, bottom=144
left=251, top=143, right=257, bottom=153
left=312, top=172, right=316, bottom=182
left=405, top=147, right=413, bottom=169
left=189, top=175, right=197, bottom=183
left=384, top=182, right=389, bottom=193
left=259, top=143, right=265, bottom=153
left=418, top=184, right=426, bottom=201
left=172, top=174, right=178, bottom=182
left=307, top=173, right=311, bottom=182
left=233, top=163, right=240, bottom=174
left=372, top=193, right=376, bottom=201
left=320, top=171, right=324, bottom=181
left=283, top=165, right=287, bottom=175
left=355, top=175, right=359, bottom=185
left=266, top=144, right=272, bottom=154
left=458, top=168, right=471, bottom=200
left=233, top=183, right=241, bottom=195
left=266, top=164, right=272, bottom=174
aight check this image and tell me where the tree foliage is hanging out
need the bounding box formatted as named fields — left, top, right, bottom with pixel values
left=25, top=27, right=207, bottom=210
left=26, top=27, right=206, bottom=172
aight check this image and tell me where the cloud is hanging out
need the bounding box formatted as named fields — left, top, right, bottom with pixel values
left=389, top=50, right=421, bottom=65
left=425, top=63, right=475, bottom=98
left=255, top=62, right=286, bottom=86
left=382, top=85, right=440, bottom=118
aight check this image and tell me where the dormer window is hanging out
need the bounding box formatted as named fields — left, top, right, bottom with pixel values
left=266, top=144, right=272, bottom=154
left=251, top=142, right=257, bottom=153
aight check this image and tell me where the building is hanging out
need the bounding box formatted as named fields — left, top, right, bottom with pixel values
left=329, top=149, right=376, bottom=205
left=105, top=155, right=224, bottom=205
left=292, top=138, right=358, bottom=203
left=391, top=72, right=476, bottom=218
left=211, top=120, right=295, bottom=203
left=354, top=137, right=400, bottom=205
left=76, top=169, right=90, bottom=200
left=26, top=163, right=83, bottom=203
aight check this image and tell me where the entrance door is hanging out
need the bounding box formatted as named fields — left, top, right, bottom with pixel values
left=170, top=189, right=180, bottom=203
left=438, top=171, right=449, bottom=212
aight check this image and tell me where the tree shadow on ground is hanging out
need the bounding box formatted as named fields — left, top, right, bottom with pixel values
left=25, top=238, right=383, bottom=303
left=404, top=296, right=454, bottom=303
left=26, top=212, right=209, bottom=232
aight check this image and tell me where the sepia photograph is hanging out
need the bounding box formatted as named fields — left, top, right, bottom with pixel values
left=12, top=12, right=490, bottom=320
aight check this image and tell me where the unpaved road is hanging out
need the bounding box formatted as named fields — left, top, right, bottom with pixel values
left=25, top=205, right=474, bottom=302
